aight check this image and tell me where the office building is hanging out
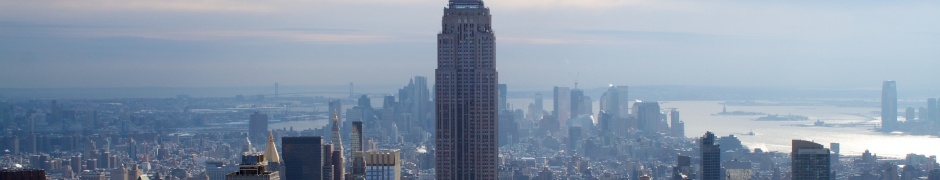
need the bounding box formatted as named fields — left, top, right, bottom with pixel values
left=282, top=136, right=322, bottom=180
left=724, top=161, right=752, bottom=180
left=249, top=112, right=269, bottom=144
left=0, top=169, right=46, bottom=180
left=673, top=156, right=692, bottom=180
left=635, top=101, right=662, bottom=134
left=364, top=150, right=401, bottom=180
left=351, top=121, right=364, bottom=152
left=791, top=140, right=831, bottom=180
left=206, top=161, right=234, bottom=180
left=225, top=153, right=280, bottom=180
left=701, top=132, right=720, bottom=180
left=882, top=80, right=897, bottom=132
left=570, top=89, right=587, bottom=118
left=929, top=98, right=938, bottom=127
left=435, top=0, right=499, bottom=179
left=554, top=86, right=571, bottom=128
left=499, top=84, right=508, bottom=111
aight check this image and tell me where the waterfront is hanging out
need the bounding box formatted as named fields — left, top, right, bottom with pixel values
left=509, top=98, right=940, bottom=158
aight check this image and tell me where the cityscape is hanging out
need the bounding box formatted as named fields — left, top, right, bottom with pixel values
left=2, top=0, right=940, bottom=180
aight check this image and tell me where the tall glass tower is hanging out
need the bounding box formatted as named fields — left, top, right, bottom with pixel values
left=882, top=80, right=897, bottom=132
left=435, top=0, right=498, bottom=179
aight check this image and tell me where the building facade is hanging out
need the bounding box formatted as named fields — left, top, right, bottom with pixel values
left=701, top=132, right=721, bottom=180
left=281, top=136, right=322, bottom=180
left=882, top=80, right=897, bottom=132
left=791, top=140, right=831, bottom=180
left=435, top=0, right=499, bottom=179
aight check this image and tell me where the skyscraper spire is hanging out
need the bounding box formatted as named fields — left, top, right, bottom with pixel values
left=331, top=112, right=343, bottom=151
left=264, top=131, right=281, bottom=163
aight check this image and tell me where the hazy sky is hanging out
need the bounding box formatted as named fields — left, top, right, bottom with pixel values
left=1, top=0, right=938, bottom=91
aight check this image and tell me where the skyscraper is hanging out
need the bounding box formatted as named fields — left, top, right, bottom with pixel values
left=701, top=132, right=720, bottom=180
left=281, top=136, right=322, bottom=180
left=351, top=121, right=364, bottom=152
left=882, top=80, right=897, bottom=132
left=791, top=140, right=831, bottom=180
left=553, top=86, right=571, bottom=128
left=435, top=0, right=498, bottom=179
left=498, top=84, right=508, bottom=111
left=249, top=112, right=269, bottom=144
left=635, top=101, right=661, bottom=134
left=328, top=100, right=342, bottom=141
left=928, top=98, right=938, bottom=128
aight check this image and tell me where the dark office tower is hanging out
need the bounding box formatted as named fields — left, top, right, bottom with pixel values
left=553, top=86, right=571, bottom=127
left=498, top=84, right=508, bottom=111
left=129, top=138, right=138, bottom=162
left=331, top=150, right=344, bottom=180
left=635, top=101, right=661, bottom=134
left=568, top=126, right=582, bottom=155
left=882, top=80, right=898, bottom=132
left=249, top=112, right=269, bottom=144
left=929, top=169, right=940, bottom=180
left=323, top=144, right=334, bottom=180
left=929, top=98, right=938, bottom=126
left=701, top=132, right=720, bottom=180
left=673, top=155, right=692, bottom=180
left=0, top=169, right=46, bottom=180
left=351, top=121, right=363, bottom=152
left=435, top=0, right=498, bottom=179
left=791, top=140, right=831, bottom=180
left=600, top=86, right=621, bottom=118
left=569, top=89, right=586, bottom=118
left=282, top=136, right=323, bottom=180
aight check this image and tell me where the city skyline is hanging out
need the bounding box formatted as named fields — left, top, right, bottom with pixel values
left=1, top=1, right=939, bottom=90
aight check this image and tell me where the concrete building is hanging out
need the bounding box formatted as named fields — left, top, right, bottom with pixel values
left=435, top=0, right=499, bottom=179
left=554, top=86, right=571, bottom=128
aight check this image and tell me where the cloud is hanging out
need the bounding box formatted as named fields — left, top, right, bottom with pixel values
left=0, top=0, right=273, bottom=13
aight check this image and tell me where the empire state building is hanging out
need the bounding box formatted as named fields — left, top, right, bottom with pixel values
left=434, top=0, right=498, bottom=179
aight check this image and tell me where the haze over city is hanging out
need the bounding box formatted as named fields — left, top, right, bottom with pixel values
left=1, top=1, right=939, bottom=180
left=1, top=0, right=939, bottom=90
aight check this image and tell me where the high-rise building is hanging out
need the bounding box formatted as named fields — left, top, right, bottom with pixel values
left=351, top=121, right=364, bottom=152
left=600, top=86, right=621, bottom=119
left=364, top=150, right=401, bottom=180
left=882, top=80, right=897, bottom=132
left=498, top=84, right=508, bottom=111
left=206, top=161, right=234, bottom=180
left=670, top=109, right=685, bottom=137
left=635, top=101, right=662, bottom=134
left=673, top=155, right=692, bottom=180
left=929, top=98, right=938, bottom=127
left=225, top=153, right=280, bottom=180
left=701, top=132, right=720, bottom=180
left=281, top=136, right=322, bottom=180
left=568, top=126, right=582, bottom=155
left=435, top=0, right=498, bottom=179
left=249, top=112, right=269, bottom=144
left=553, top=86, right=571, bottom=128
left=328, top=100, right=342, bottom=141
left=570, top=89, right=586, bottom=118
left=791, top=140, right=831, bottom=180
